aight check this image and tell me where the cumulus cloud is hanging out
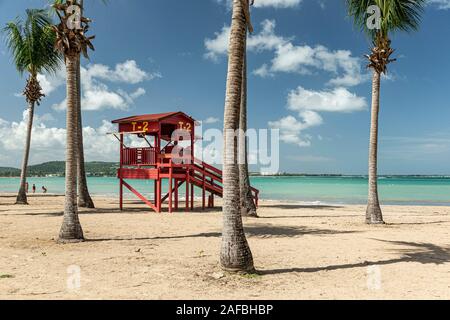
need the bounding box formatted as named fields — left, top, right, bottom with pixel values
left=36, top=69, right=66, bottom=96
left=51, top=60, right=156, bottom=111
left=269, top=115, right=316, bottom=147
left=204, top=19, right=368, bottom=148
left=247, top=19, right=290, bottom=51
left=204, top=20, right=366, bottom=86
left=0, top=111, right=119, bottom=167
left=87, top=60, right=160, bottom=84
left=287, top=86, right=367, bottom=113
left=270, top=44, right=366, bottom=86
left=270, top=87, right=367, bottom=147
left=204, top=20, right=289, bottom=61
left=204, top=25, right=231, bottom=61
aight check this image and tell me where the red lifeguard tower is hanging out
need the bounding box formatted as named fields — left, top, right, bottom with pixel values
left=111, top=111, right=259, bottom=213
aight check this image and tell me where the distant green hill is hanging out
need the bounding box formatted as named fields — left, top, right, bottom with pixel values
left=0, top=167, right=21, bottom=177
left=0, top=161, right=119, bottom=177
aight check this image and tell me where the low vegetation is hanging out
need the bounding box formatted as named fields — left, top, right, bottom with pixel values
left=0, top=161, right=119, bottom=177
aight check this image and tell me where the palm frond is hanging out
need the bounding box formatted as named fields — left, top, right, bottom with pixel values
left=3, top=9, right=63, bottom=76
left=345, top=0, right=426, bottom=40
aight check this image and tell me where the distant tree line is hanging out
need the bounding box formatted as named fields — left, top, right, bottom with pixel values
left=0, top=161, right=119, bottom=177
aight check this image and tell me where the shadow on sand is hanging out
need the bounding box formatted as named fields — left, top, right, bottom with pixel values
left=259, top=240, right=450, bottom=275
left=260, top=204, right=343, bottom=210
left=86, top=224, right=359, bottom=243
left=3, top=207, right=157, bottom=217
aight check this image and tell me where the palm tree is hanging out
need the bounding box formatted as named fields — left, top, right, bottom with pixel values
left=3, top=9, right=62, bottom=205
left=239, top=33, right=257, bottom=217
left=345, top=0, right=425, bottom=224
left=76, top=0, right=95, bottom=208
left=221, top=0, right=254, bottom=272
left=53, top=0, right=97, bottom=209
left=52, top=0, right=95, bottom=242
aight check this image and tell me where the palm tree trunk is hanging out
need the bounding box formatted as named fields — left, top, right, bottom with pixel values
left=59, top=55, right=84, bottom=242
left=76, top=58, right=95, bottom=208
left=15, top=100, right=35, bottom=205
left=221, top=0, right=254, bottom=273
left=239, top=40, right=257, bottom=217
left=366, top=71, right=384, bottom=224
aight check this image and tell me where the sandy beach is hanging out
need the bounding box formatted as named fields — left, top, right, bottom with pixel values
left=0, top=194, right=449, bottom=300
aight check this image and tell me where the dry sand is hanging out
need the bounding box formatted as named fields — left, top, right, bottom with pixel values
left=0, top=194, right=449, bottom=300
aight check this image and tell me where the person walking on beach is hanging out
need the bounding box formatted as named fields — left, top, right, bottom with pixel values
left=32, top=184, right=36, bottom=194
left=42, top=186, right=47, bottom=194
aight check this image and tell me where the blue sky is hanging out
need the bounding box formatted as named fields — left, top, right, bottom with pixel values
left=0, top=0, right=449, bottom=174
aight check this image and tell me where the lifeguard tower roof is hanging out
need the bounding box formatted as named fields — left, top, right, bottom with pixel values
left=112, top=111, right=196, bottom=125
left=111, top=111, right=198, bottom=143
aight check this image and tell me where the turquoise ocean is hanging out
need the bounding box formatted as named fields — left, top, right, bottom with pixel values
left=2, top=176, right=450, bottom=206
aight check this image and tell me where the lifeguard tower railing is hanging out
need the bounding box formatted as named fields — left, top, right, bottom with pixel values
left=122, top=147, right=157, bottom=166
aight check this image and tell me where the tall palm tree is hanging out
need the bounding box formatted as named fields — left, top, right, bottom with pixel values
left=346, top=0, right=425, bottom=224
left=3, top=9, right=62, bottom=205
left=239, top=34, right=257, bottom=217
left=53, top=0, right=98, bottom=209
left=76, top=0, right=95, bottom=208
left=221, top=0, right=254, bottom=272
left=52, top=0, right=95, bottom=242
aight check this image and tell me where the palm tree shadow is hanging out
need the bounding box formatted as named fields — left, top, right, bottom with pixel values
left=245, top=225, right=358, bottom=238
left=261, top=204, right=343, bottom=210
left=259, top=240, right=450, bottom=275
left=86, top=232, right=222, bottom=242
left=86, top=224, right=358, bottom=243
left=259, top=214, right=361, bottom=219
left=388, top=221, right=448, bottom=226
left=7, top=207, right=154, bottom=217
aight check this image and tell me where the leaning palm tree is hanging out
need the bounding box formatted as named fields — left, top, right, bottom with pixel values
left=221, top=0, right=255, bottom=272
left=239, top=31, right=257, bottom=217
left=346, top=0, right=425, bottom=224
left=3, top=9, right=62, bottom=205
left=52, top=0, right=95, bottom=242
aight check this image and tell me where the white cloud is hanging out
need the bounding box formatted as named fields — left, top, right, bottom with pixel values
left=90, top=60, right=160, bottom=84
left=269, top=87, right=367, bottom=147
left=204, top=20, right=366, bottom=86
left=204, top=18, right=368, bottom=149
left=269, top=115, right=315, bottom=147
left=204, top=25, right=231, bottom=61
left=204, top=20, right=289, bottom=61
left=0, top=112, right=118, bottom=167
left=287, top=86, right=367, bottom=113
left=247, top=19, right=290, bottom=51
left=215, top=0, right=302, bottom=8
left=37, top=69, right=66, bottom=95
left=271, top=44, right=367, bottom=86
left=52, top=60, right=154, bottom=111
left=130, top=88, right=146, bottom=99
left=253, top=64, right=273, bottom=78
left=203, top=117, right=221, bottom=124
left=429, top=0, right=450, bottom=9
left=254, top=0, right=302, bottom=8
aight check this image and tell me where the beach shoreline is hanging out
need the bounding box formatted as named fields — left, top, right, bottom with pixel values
left=1, top=195, right=449, bottom=300
left=4, top=175, right=450, bottom=206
